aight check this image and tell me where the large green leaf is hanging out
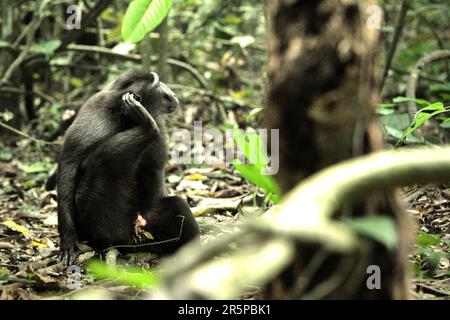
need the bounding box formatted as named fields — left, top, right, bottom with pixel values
left=342, top=216, right=398, bottom=251
left=415, top=232, right=442, bottom=247
left=392, top=96, right=430, bottom=106
left=30, top=39, right=61, bottom=58
left=395, top=102, right=448, bottom=147
left=246, top=107, right=264, bottom=122
left=232, top=128, right=281, bottom=203
left=233, top=160, right=280, bottom=203
left=88, top=261, right=160, bottom=288
left=234, top=128, right=268, bottom=168
left=122, top=0, right=173, bottom=43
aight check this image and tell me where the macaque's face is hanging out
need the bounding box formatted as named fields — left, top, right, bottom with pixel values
left=141, top=76, right=179, bottom=115
left=111, top=70, right=179, bottom=115
left=157, top=81, right=179, bottom=114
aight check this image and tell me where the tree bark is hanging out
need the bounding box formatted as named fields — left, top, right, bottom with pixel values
left=265, top=0, right=410, bottom=299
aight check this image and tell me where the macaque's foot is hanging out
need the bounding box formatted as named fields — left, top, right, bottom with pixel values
left=59, top=240, right=79, bottom=267
left=122, top=92, right=160, bottom=133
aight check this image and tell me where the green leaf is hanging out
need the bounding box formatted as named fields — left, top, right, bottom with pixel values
left=69, top=77, right=83, bottom=88
left=377, top=103, right=396, bottom=108
left=415, top=232, right=442, bottom=247
left=30, top=40, right=61, bottom=58
left=395, top=103, right=448, bottom=147
left=416, top=102, right=445, bottom=112
left=233, top=128, right=281, bottom=203
left=246, top=107, right=264, bottom=122
left=0, top=148, right=13, bottom=162
left=234, top=128, right=268, bottom=168
left=392, top=96, right=430, bottom=106
left=383, top=126, right=423, bottom=143
left=233, top=160, right=280, bottom=203
left=440, top=118, right=450, bottom=128
left=342, top=216, right=398, bottom=251
left=23, top=162, right=52, bottom=174
left=88, top=261, right=160, bottom=288
left=122, top=0, right=173, bottom=43
left=380, top=112, right=410, bottom=131
left=429, top=83, right=450, bottom=93
left=376, top=108, right=395, bottom=116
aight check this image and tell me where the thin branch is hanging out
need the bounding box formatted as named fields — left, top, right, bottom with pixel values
left=0, top=86, right=56, bottom=104
left=169, top=84, right=254, bottom=109
left=0, top=121, right=61, bottom=145
left=391, top=66, right=445, bottom=84
left=57, top=0, right=110, bottom=52
left=64, top=44, right=209, bottom=89
left=419, top=13, right=450, bottom=80
left=379, top=0, right=410, bottom=91
left=406, top=50, right=450, bottom=121
left=0, top=0, right=42, bottom=86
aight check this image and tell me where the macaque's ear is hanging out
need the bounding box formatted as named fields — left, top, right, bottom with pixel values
left=149, top=72, right=160, bottom=89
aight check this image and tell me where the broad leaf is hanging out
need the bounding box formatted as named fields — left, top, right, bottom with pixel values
left=233, top=160, right=280, bottom=203
left=342, top=216, right=398, bottom=251
left=415, top=232, right=442, bottom=247
left=122, top=0, right=173, bottom=43
left=246, top=107, right=264, bottom=122
left=392, top=96, right=430, bottom=106
left=88, top=261, right=160, bottom=288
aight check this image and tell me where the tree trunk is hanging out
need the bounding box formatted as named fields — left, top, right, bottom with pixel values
left=265, top=0, right=410, bottom=299
left=0, top=2, right=21, bottom=135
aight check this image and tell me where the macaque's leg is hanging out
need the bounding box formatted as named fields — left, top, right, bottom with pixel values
left=137, top=196, right=200, bottom=254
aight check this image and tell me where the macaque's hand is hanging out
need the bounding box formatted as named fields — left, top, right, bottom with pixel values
left=122, top=92, right=160, bottom=133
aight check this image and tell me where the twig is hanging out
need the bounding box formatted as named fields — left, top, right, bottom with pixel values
left=406, top=50, right=450, bottom=121
left=57, top=0, right=110, bottom=51
left=167, top=59, right=208, bottom=89
left=64, top=44, right=209, bottom=89
left=169, top=84, right=254, bottom=109
left=391, top=66, right=445, bottom=84
left=0, top=0, right=42, bottom=86
left=419, top=13, right=450, bottom=80
left=379, top=0, right=410, bottom=91
left=0, top=121, right=61, bottom=145
left=416, top=283, right=450, bottom=297
left=0, top=86, right=56, bottom=104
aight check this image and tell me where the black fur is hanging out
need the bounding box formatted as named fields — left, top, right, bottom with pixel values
left=57, top=70, right=199, bottom=264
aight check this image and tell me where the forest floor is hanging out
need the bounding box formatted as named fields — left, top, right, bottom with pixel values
left=0, top=139, right=449, bottom=300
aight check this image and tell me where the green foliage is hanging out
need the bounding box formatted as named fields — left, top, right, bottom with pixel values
left=0, top=146, right=13, bottom=162
left=30, top=40, right=61, bottom=58
left=232, top=128, right=280, bottom=203
left=0, top=267, right=10, bottom=285
left=122, top=0, right=173, bottom=43
left=342, top=216, right=398, bottom=251
left=412, top=232, right=449, bottom=278
left=416, top=231, right=442, bottom=247
left=378, top=97, right=450, bottom=147
left=88, top=260, right=160, bottom=288
left=395, top=100, right=450, bottom=147
left=22, top=162, right=53, bottom=174
left=246, top=107, right=263, bottom=122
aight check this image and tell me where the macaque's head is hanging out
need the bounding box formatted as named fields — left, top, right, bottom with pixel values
left=110, top=69, right=179, bottom=115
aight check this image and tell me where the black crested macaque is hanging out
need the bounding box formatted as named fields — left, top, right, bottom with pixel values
left=57, top=70, right=199, bottom=264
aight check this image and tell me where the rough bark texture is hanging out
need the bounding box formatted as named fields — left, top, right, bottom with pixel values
left=265, top=0, right=410, bottom=299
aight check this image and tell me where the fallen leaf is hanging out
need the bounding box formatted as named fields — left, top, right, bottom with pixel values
left=186, top=173, right=208, bottom=181
left=2, top=220, right=32, bottom=237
